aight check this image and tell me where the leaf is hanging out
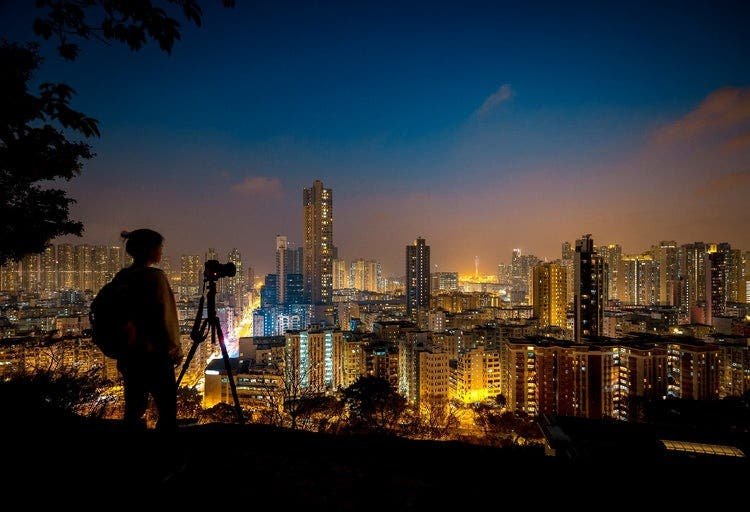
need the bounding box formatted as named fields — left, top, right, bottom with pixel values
left=57, top=43, right=80, bottom=60
left=32, top=18, right=54, bottom=39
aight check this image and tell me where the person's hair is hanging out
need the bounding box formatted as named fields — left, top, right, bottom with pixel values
left=121, top=228, right=164, bottom=263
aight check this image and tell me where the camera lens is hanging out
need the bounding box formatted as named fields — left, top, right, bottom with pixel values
left=204, top=260, right=236, bottom=280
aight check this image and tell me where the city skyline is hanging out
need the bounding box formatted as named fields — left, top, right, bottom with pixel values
left=1, top=1, right=748, bottom=276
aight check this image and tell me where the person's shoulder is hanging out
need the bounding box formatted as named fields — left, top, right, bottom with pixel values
left=119, top=266, right=166, bottom=282
left=145, top=267, right=171, bottom=285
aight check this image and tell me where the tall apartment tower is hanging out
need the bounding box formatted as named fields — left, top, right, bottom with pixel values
left=574, top=234, right=607, bottom=342
left=226, top=248, right=244, bottom=308
left=652, top=241, right=680, bottom=305
left=596, top=243, right=622, bottom=301
left=532, top=262, right=568, bottom=330
left=276, top=235, right=289, bottom=305
left=40, top=244, right=57, bottom=292
left=620, top=253, right=659, bottom=306
left=276, top=236, right=304, bottom=304
left=705, top=243, right=735, bottom=324
left=561, top=241, right=575, bottom=307
left=679, top=242, right=709, bottom=318
left=303, top=180, right=333, bottom=308
left=57, top=243, right=75, bottom=290
left=180, top=254, right=202, bottom=298
left=406, top=237, right=431, bottom=321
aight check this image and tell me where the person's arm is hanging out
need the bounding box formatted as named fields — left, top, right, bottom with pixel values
left=154, top=269, right=183, bottom=363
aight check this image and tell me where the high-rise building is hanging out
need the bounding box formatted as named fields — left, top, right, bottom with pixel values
left=511, top=248, right=540, bottom=302
left=726, top=246, right=743, bottom=304
left=497, top=263, right=512, bottom=286
left=532, top=262, right=568, bottom=330
left=260, top=274, right=278, bottom=307
left=332, top=258, right=349, bottom=289
left=406, top=237, right=430, bottom=322
left=666, top=341, right=720, bottom=400
left=276, top=236, right=289, bottom=304
left=596, top=244, right=622, bottom=301
left=40, top=245, right=57, bottom=292
left=180, top=254, right=202, bottom=298
left=303, top=180, right=333, bottom=311
left=74, top=244, right=94, bottom=291
left=57, top=244, right=75, bottom=290
left=574, top=234, right=607, bottom=342
left=226, top=248, right=244, bottom=309
left=744, top=251, right=750, bottom=303
left=705, top=243, right=734, bottom=324
left=285, top=327, right=344, bottom=393
left=20, top=252, right=41, bottom=293
left=284, top=273, right=304, bottom=304
left=652, top=241, right=680, bottom=306
left=561, top=241, right=575, bottom=307
left=619, top=253, right=659, bottom=306
left=679, top=242, right=709, bottom=319
left=350, top=259, right=381, bottom=292
left=92, top=245, right=110, bottom=293
left=431, top=272, right=459, bottom=292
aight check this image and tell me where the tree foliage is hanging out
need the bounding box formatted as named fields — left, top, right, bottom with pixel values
left=32, top=0, right=235, bottom=61
left=0, top=40, right=95, bottom=265
left=342, top=375, right=407, bottom=434
left=1, top=0, right=234, bottom=266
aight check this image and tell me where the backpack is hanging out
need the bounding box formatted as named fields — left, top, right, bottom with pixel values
left=89, top=270, right=134, bottom=359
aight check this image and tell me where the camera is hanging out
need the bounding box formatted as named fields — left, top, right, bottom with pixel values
left=204, top=259, right=236, bottom=280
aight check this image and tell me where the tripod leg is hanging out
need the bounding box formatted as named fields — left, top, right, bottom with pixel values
left=213, top=318, right=245, bottom=424
left=176, top=319, right=207, bottom=388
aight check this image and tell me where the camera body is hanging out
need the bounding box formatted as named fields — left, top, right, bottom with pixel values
left=204, top=259, right=236, bottom=281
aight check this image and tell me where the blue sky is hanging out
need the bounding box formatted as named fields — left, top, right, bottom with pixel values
left=2, top=1, right=749, bottom=275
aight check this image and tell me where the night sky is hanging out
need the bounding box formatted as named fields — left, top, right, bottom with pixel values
left=3, top=1, right=749, bottom=276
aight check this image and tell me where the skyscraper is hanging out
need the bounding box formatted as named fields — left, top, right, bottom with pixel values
left=596, top=243, right=622, bottom=301
left=276, top=235, right=289, bottom=305
left=180, top=254, right=202, bottom=298
left=532, top=262, right=568, bottom=330
left=40, top=244, right=56, bottom=292
left=57, top=243, right=75, bottom=290
left=303, top=180, right=333, bottom=315
left=574, top=234, right=607, bottom=342
left=227, top=248, right=244, bottom=309
left=406, top=237, right=430, bottom=321
left=680, top=242, right=709, bottom=319
left=652, top=241, right=680, bottom=306
left=705, top=243, right=734, bottom=324
left=620, top=253, right=659, bottom=306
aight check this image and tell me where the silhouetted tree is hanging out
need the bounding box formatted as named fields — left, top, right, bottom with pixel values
left=176, top=386, right=204, bottom=421
left=342, top=375, right=407, bottom=434
left=495, top=393, right=507, bottom=409
left=1, top=1, right=234, bottom=265
left=0, top=40, right=96, bottom=265
left=199, top=401, right=237, bottom=424
left=295, top=394, right=345, bottom=433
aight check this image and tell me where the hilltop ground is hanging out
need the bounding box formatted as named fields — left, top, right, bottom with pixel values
left=9, top=408, right=748, bottom=509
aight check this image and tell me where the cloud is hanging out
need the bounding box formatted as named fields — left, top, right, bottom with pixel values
left=474, top=84, right=514, bottom=118
left=231, top=175, right=283, bottom=197
left=722, top=132, right=750, bottom=154
left=694, top=169, right=750, bottom=197
left=655, top=86, right=750, bottom=144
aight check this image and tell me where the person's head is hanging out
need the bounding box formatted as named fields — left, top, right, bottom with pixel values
left=121, top=229, right=164, bottom=265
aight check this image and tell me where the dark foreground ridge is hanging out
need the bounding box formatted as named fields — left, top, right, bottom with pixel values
left=10, top=408, right=748, bottom=509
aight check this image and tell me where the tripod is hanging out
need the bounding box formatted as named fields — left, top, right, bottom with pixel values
left=177, top=277, right=245, bottom=424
